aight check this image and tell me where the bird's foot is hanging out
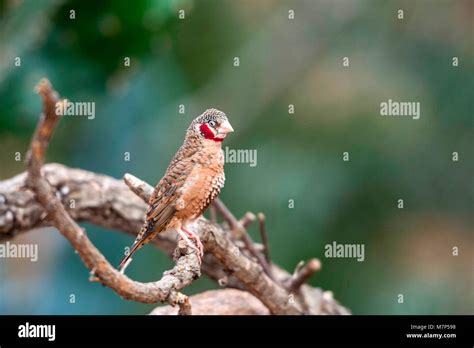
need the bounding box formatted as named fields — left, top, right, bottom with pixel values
left=178, top=227, right=204, bottom=260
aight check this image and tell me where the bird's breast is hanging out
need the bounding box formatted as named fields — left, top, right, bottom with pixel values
left=175, top=159, right=225, bottom=222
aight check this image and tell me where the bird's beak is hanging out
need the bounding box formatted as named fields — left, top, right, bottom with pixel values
left=218, top=120, right=234, bottom=134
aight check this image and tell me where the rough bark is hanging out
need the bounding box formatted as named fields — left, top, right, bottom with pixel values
left=150, top=289, right=270, bottom=315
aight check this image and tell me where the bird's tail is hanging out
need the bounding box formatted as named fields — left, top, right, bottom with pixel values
left=118, top=239, right=143, bottom=272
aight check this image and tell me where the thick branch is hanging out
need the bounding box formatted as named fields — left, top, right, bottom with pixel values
left=198, top=219, right=301, bottom=314
left=0, top=164, right=150, bottom=241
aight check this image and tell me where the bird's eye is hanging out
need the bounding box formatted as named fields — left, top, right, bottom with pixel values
left=208, top=120, right=216, bottom=128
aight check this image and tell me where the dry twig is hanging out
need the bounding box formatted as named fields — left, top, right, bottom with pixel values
left=239, top=212, right=256, bottom=228
left=257, top=213, right=271, bottom=264
left=285, top=259, right=321, bottom=291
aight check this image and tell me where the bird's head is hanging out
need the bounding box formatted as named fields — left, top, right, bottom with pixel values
left=190, top=108, right=234, bottom=143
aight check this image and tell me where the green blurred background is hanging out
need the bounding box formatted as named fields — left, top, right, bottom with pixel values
left=0, top=0, right=472, bottom=314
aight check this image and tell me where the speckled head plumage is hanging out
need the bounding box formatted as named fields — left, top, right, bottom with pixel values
left=187, top=108, right=234, bottom=143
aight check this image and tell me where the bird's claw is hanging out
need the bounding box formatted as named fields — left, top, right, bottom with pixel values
left=179, top=228, right=204, bottom=261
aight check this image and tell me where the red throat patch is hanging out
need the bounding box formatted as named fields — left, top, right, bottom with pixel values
left=200, top=124, right=224, bottom=142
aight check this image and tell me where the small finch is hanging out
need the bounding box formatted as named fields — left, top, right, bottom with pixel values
left=118, top=109, right=234, bottom=272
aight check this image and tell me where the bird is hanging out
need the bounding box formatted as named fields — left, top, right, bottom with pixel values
left=118, top=108, right=234, bottom=272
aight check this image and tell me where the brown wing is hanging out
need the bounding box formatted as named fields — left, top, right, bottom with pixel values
left=118, top=156, right=195, bottom=271
left=118, top=139, right=202, bottom=271
left=141, top=158, right=194, bottom=240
